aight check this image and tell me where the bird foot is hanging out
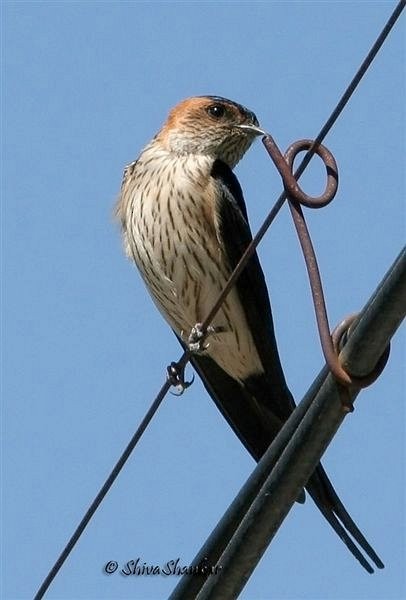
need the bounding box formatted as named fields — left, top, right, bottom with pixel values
left=188, top=323, right=225, bottom=353
left=167, top=361, right=194, bottom=395
left=188, top=323, right=209, bottom=352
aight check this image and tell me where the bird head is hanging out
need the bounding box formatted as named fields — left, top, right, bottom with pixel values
left=156, top=96, right=265, bottom=168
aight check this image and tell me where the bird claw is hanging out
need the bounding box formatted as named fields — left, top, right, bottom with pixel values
left=167, top=361, right=195, bottom=395
left=188, top=323, right=224, bottom=353
left=188, top=323, right=209, bottom=352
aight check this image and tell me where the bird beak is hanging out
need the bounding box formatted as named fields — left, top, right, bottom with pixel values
left=235, top=124, right=267, bottom=137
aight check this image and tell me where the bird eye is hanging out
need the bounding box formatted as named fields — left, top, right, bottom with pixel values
left=207, top=104, right=226, bottom=119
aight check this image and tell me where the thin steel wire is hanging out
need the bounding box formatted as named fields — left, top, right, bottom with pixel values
left=33, top=2, right=405, bottom=597
left=33, top=379, right=171, bottom=600
left=200, top=0, right=405, bottom=333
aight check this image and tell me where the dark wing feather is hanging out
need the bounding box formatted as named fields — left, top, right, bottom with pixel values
left=211, top=159, right=295, bottom=421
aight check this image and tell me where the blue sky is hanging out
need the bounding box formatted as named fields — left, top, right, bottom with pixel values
left=2, top=2, right=405, bottom=599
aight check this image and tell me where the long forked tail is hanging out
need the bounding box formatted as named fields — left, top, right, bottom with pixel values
left=306, top=464, right=384, bottom=573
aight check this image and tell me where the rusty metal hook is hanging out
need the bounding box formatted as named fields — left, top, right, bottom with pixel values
left=332, top=314, right=391, bottom=388
left=263, top=136, right=338, bottom=208
left=262, top=134, right=386, bottom=391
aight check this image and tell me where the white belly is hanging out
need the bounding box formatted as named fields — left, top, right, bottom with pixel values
left=124, top=157, right=263, bottom=381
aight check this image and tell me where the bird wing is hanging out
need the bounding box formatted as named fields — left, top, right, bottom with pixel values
left=210, top=159, right=295, bottom=421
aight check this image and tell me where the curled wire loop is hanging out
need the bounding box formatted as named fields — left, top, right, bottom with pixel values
left=262, top=135, right=387, bottom=391
left=284, top=140, right=339, bottom=208
left=262, top=136, right=339, bottom=208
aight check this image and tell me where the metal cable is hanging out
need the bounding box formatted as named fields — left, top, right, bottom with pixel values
left=170, top=248, right=406, bottom=600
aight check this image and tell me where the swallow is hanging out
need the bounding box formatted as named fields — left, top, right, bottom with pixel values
left=116, top=95, right=383, bottom=573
